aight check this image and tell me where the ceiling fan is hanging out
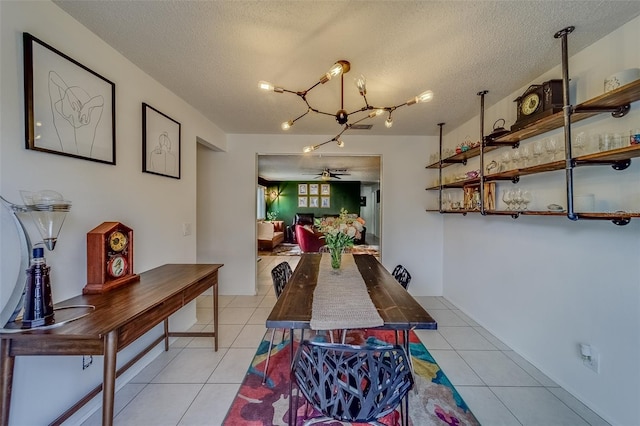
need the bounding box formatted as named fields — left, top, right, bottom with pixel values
left=305, top=168, right=351, bottom=180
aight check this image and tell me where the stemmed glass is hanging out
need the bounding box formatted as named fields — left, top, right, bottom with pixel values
left=502, top=190, right=513, bottom=210
left=512, top=189, right=523, bottom=211
left=511, top=149, right=521, bottom=169
left=521, top=190, right=532, bottom=210
left=545, top=137, right=558, bottom=161
left=500, top=151, right=510, bottom=171
left=442, top=192, right=452, bottom=210
left=521, top=145, right=532, bottom=168
left=533, top=140, right=544, bottom=165
left=573, top=131, right=587, bottom=156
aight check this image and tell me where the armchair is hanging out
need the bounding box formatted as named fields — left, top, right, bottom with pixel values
left=295, top=225, right=325, bottom=253
left=289, top=213, right=315, bottom=243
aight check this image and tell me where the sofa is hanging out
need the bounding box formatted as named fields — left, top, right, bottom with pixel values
left=257, top=220, right=285, bottom=250
left=295, top=225, right=325, bottom=252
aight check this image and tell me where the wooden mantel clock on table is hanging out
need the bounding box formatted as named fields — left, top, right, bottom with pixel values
left=84, top=222, right=140, bottom=294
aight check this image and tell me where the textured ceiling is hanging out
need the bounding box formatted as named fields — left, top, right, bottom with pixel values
left=52, top=1, right=640, bottom=181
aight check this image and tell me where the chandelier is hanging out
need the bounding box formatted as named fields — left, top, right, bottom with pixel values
left=259, top=60, right=433, bottom=152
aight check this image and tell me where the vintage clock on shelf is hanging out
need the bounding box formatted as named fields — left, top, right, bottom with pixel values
left=511, top=79, right=564, bottom=132
left=84, top=222, right=139, bottom=294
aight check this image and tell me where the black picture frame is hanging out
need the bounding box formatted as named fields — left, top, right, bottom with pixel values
left=23, top=33, right=116, bottom=164
left=142, top=103, right=181, bottom=179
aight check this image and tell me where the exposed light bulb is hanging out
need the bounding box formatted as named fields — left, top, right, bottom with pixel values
left=259, top=80, right=274, bottom=91
left=303, top=145, right=316, bottom=153
left=281, top=120, right=293, bottom=130
left=328, top=62, right=345, bottom=78
left=417, top=90, right=434, bottom=103
left=259, top=80, right=283, bottom=93
left=368, top=109, right=384, bottom=118
left=385, top=116, right=393, bottom=128
left=355, top=74, right=367, bottom=95
left=336, top=139, right=345, bottom=148
left=407, top=90, right=434, bottom=106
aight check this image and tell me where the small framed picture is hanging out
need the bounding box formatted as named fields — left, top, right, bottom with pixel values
left=321, top=196, right=330, bottom=208
left=309, top=196, right=319, bottom=208
left=298, top=196, right=308, bottom=207
left=142, top=103, right=181, bottom=179
left=321, top=184, right=330, bottom=195
left=298, top=183, right=308, bottom=195
left=309, top=183, right=319, bottom=195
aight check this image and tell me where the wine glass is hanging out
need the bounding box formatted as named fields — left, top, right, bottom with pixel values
left=511, top=149, right=521, bottom=169
left=533, top=140, right=544, bottom=165
left=545, top=137, right=558, bottom=161
left=502, top=189, right=513, bottom=210
left=573, top=131, right=587, bottom=156
left=442, top=192, right=452, bottom=210
left=512, top=189, right=523, bottom=211
left=521, top=145, right=532, bottom=167
left=522, top=190, right=532, bottom=210
left=501, top=151, right=511, bottom=171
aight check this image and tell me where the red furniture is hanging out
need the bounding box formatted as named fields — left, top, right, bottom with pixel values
left=295, top=225, right=325, bottom=252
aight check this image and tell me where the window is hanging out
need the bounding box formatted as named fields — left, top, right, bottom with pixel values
left=257, top=185, right=266, bottom=220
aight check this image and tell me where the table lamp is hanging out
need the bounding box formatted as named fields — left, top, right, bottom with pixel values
left=0, top=190, right=71, bottom=329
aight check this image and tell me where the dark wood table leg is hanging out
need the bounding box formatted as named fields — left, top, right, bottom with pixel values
left=403, top=329, right=410, bottom=426
left=288, top=327, right=295, bottom=425
left=102, top=330, right=117, bottom=426
left=0, top=338, right=14, bottom=426
left=213, top=283, right=218, bottom=352
left=164, top=319, right=170, bottom=351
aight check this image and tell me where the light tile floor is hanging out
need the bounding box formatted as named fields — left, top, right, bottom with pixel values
left=80, top=255, right=609, bottom=426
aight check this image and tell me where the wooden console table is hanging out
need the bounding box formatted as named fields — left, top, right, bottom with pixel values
left=0, top=263, right=222, bottom=426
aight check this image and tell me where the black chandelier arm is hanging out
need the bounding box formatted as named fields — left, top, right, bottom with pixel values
left=290, top=109, right=311, bottom=124
left=307, top=107, right=337, bottom=118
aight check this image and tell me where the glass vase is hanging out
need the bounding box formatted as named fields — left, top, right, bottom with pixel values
left=329, top=246, right=342, bottom=269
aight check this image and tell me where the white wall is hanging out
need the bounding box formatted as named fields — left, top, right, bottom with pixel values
left=438, top=20, right=640, bottom=426
left=0, top=1, right=225, bottom=424
left=197, top=133, right=444, bottom=297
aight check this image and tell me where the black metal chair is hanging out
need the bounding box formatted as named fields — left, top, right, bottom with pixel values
left=392, top=264, right=411, bottom=290
left=262, top=261, right=293, bottom=384
left=392, top=265, right=412, bottom=345
left=292, top=340, right=414, bottom=425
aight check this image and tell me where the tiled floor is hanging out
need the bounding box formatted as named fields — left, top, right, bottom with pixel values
left=79, top=255, right=609, bottom=426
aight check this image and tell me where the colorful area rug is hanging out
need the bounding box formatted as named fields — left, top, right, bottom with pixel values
left=223, top=329, right=480, bottom=425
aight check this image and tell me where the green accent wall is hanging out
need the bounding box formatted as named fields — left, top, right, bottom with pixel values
left=266, top=181, right=361, bottom=226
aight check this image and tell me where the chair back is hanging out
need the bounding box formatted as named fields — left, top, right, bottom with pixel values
left=271, top=261, right=292, bottom=298
left=292, top=340, right=414, bottom=423
left=392, top=264, right=411, bottom=289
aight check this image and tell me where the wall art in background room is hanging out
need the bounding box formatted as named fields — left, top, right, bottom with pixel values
left=298, top=183, right=308, bottom=195
left=142, top=103, right=181, bottom=179
left=309, top=196, right=319, bottom=208
left=321, top=183, right=330, bottom=195
left=321, top=196, right=330, bottom=208
left=298, top=196, right=308, bottom=208
left=309, top=183, right=319, bottom=195
left=23, top=33, right=116, bottom=164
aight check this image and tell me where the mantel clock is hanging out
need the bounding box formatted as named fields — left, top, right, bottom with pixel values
left=84, top=221, right=139, bottom=294
left=511, top=79, right=564, bottom=132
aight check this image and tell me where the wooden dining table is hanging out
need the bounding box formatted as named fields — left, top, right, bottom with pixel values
left=266, top=253, right=437, bottom=425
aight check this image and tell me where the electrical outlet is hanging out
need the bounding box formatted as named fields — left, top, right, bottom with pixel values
left=583, top=348, right=600, bottom=373
left=82, top=355, right=93, bottom=370
left=182, top=223, right=192, bottom=236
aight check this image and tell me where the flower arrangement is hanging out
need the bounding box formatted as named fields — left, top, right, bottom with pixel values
left=315, top=208, right=365, bottom=268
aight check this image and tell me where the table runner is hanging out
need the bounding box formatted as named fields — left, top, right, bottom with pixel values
left=309, top=254, right=384, bottom=330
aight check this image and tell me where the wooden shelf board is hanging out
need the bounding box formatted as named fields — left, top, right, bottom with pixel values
left=426, top=146, right=498, bottom=169
left=493, top=79, right=640, bottom=144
